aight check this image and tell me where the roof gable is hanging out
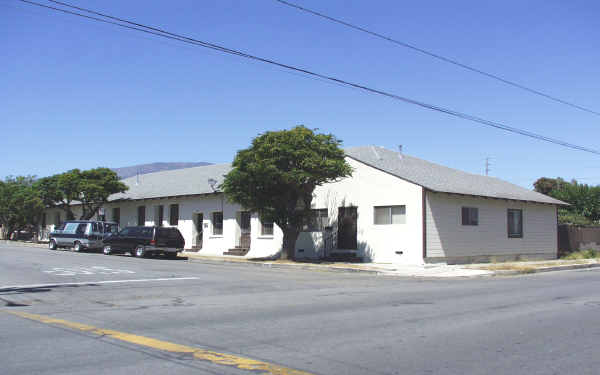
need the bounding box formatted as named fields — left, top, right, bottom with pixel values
left=345, top=146, right=566, bottom=205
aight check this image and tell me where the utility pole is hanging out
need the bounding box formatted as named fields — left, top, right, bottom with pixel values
left=485, top=157, right=491, bottom=176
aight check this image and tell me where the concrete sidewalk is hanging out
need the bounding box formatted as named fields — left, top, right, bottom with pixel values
left=181, top=251, right=600, bottom=278
left=181, top=252, right=494, bottom=278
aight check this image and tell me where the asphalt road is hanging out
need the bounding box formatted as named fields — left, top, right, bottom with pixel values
left=1, top=244, right=599, bottom=375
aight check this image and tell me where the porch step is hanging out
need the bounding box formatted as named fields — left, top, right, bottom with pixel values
left=223, top=247, right=250, bottom=256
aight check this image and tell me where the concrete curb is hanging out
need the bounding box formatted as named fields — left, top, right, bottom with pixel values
left=489, top=262, right=600, bottom=276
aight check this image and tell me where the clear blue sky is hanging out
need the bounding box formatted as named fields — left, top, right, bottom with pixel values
left=2, top=0, right=599, bottom=188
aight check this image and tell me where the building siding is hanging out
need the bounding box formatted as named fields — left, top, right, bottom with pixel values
left=425, top=192, right=557, bottom=262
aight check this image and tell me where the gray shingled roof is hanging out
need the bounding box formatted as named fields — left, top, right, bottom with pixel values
left=108, top=146, right=565, bottom=205
left=345, top=146, right=566, bottom=205
left=109, top=163, right=232, bottom=201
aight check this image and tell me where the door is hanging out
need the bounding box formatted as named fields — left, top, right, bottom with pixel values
left=337, top=207, right=357, bottom=250
left=194, top=213, right=203, bottom=249
left=238, top=211, right=251, bottom=248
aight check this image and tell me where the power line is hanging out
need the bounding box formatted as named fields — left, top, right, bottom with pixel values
left=273, top=0, right=600, bottom=117
left=17, top=0, right=600, bottom=156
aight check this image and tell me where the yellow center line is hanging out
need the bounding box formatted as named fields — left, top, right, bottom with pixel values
left=3, top=310, right=315, bottom=375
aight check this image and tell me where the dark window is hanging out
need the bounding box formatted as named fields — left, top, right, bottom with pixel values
left=75, top=223, right=88, bottom=235
left=212, top=212, right=223, bottom=235
left=261, top=220, right=274, bottom=236
left=461, top=207, right=479, bottom=226
left=119, top=227, right=132, bottom=236
left=170, top=204, right=179, bottom=226
left=92, top=223, right=99, bottom=232
left=104, top=223, right=118, bottom=234
left=157, top=205, right=164, bottom=227
left=55, top=212, right=62, bottom=226
left=374, top=206, right=406, bottom=225
left=303, top=209, right=329, bottom=231
left=112, top=207, right=120, bottom=225
left=41, top=213, right=47, bottom=227
left=139, top=227, right=153, bottom=238
left=508, top=209, right=523, bottom=238
left=137, top=206, right=145, bottom=226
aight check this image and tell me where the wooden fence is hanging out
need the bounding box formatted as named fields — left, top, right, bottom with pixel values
left=558, top=224, right=600, bottom=256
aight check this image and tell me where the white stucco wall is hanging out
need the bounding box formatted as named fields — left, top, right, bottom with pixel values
left=304, top=157, right=424, bottom=264
left=100, top=195, right=283, bottom=258
left=425, top=192, right=558, bottom=261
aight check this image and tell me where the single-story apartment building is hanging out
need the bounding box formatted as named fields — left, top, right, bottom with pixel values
left=42, top=146, right=566, bottom=264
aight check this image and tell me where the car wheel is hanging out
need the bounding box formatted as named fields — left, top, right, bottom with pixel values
left=103, top=245, right=112, bottom=255
left=135, top=245, right=146, bottom=258
left=49, top=240, right=57, bottom=250
left=73, top=241, right=82, bottom=252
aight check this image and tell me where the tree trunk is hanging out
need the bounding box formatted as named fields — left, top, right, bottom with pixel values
left=280, top=229, right=300, bottom=261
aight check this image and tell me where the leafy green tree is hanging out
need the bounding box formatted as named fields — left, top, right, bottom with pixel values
left=78, top=168, right=128, bottom=220
left=0, top=176, right=44, bottom=239
left=533, top=177, right=562, bottom=195
left=534, top=177, right=600, bottom=225
left=35, top=168, right=127, bottom=220
left=222, top=126, right=352, bottom=260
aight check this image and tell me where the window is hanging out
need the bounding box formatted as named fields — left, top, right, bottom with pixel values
left=374, top=205, right=406, bottom=225
left=212, top=212, right=223, bottom=235
left=137, top=206, right=145, bottom=226
left=303, top=209, right=329, bottom=231
left=55, top=212, right=62, bottom=226
left=112, top=207, right=120, bottom=225
left=461, top=207, right=479, bottom=226
left=507, top=209, right=523, bottom=238
left=157, top=205, right=164, bottom=227
left=139, top=227, right=153, bottom=238
left=63, top=222, right=78, bottom=234
left=169, top=204, right=179, bottom=226
left=75, top=223, right=88, bottom=235
left=261, top=220, right=274, bottom=236
left=41, top=213, right=46, bottom=227
left=104, top=223, right=118, bottom=234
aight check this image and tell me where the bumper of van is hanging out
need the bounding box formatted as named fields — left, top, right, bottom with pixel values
left=146, top=247, right=183, bottom=253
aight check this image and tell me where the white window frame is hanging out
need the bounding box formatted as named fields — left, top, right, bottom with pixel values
left=374, top=205, right=406, bottom=225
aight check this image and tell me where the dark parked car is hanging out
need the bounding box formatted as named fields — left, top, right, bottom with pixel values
left=49, top=221, right=119, bottom=251
left=102, top=226, right=185, bottom=258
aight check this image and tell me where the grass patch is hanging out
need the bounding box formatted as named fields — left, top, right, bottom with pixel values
left=477, top=264, right=537, bottom=273
left=562, top=249, right=600, bottom=260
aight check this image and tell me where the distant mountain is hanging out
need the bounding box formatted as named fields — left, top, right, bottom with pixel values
left=112, top=162, right=212, bottom=179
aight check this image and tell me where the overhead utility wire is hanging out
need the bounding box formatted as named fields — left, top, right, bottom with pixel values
left=19, top=0, right=600, bottom=156
left=274, top=0, right=600, bottom=117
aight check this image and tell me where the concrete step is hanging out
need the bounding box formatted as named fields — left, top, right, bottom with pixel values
left=223, top=248, right=250, bottom=256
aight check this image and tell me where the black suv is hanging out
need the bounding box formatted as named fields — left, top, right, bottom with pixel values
left=102, top=226, right=185, bottom=258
